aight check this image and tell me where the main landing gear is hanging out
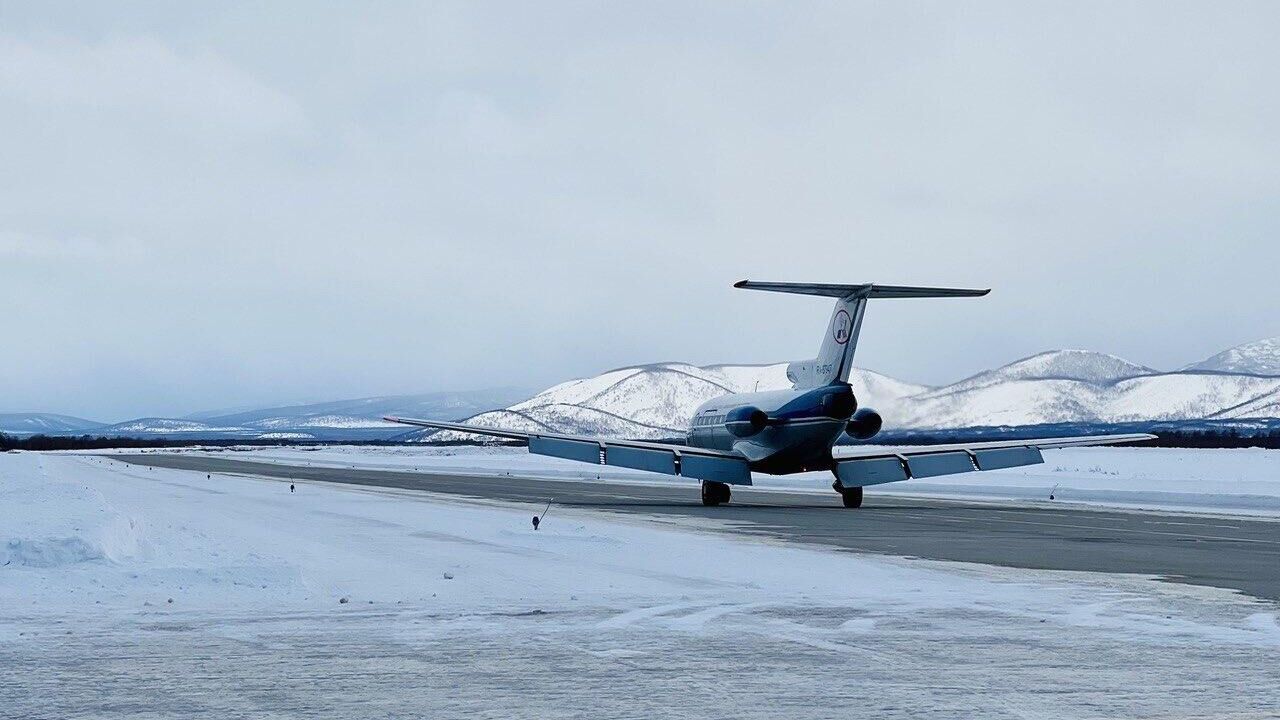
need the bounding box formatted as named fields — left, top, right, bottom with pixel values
left=832, top=481, right=863, bottom=508
left=701, top=480, right=732, bottom=506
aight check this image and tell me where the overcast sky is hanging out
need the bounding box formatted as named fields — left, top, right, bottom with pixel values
left=2, top=1, right=1278, bottom=421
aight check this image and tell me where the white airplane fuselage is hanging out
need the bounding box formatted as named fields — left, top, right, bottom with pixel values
left=384, top=280, right=1152, bottom=509
left=686, top=382, right=860, bottom=475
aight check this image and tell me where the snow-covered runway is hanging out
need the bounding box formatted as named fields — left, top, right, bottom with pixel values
left=4, top=452, right=1279, bottom=718
left=237, top=444, right=1280, bottom=516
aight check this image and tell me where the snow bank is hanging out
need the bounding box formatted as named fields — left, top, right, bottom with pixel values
left=9, top=450, right=1013, bottom=615
left=0, top=452, right=1270, bottom=642
left=0, top=454, right=147, bottom=570
left=3, top=537, right=104, bottom=567
left=5, top=452, right=1280, bottom=717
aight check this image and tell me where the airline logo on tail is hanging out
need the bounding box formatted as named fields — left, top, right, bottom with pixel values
left=832, top=309, right=851, bottom=345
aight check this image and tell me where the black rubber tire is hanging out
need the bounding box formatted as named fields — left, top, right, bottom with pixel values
left=840, top=486, right=864, bottom=508
left=701, top=481, right=719, bottom=506
left=701, top=481, right=731, bottom=506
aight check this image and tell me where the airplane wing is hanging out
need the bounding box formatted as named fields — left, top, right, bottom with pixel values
left=829, top=433, right=1156, bottom=487
left=384, top=416, right=755, bottom=485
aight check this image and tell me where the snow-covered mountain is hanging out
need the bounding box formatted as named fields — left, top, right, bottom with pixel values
left=98, top=418, right=248, bottom=435
left=424, top=362, right=930, bottom=441
left=1, top=389, right=529, bottom=440
left=943, top=350, right=1155, bottom=392
left=0, top=413, right=104, bottom=435
left=195, top=389, right=530, bottom=436
left=13, top=340, right=1280, bottom=441
left=898, top=361, right=1280, bottom=428
left=419, top=347, right=1280, bottom=441
left=1184, top=337, right=1280, bottom=376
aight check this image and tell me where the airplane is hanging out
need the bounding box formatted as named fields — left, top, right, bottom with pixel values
left=387, top=281, right=1154, bottom=508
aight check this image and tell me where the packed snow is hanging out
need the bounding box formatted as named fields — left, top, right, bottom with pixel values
left=3, top=451, right=1278, bottom=718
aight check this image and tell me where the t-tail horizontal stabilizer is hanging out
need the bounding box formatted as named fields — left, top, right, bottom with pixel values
left=734, top=280, right=989, bottom=388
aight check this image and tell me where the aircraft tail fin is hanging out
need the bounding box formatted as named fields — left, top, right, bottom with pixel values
left=734, top=280, right=989, bottom=388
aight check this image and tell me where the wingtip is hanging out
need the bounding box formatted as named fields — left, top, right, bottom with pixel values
left=383, top=415, right=399, bottom=422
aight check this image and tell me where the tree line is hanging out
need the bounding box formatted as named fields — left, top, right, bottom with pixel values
left=5, top=427, right=1280, bottom=452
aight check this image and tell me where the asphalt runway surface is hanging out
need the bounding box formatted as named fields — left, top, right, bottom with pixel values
left=116, top=453, right=1280, bottom=603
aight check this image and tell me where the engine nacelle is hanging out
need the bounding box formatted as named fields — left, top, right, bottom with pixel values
left=725, top=406, right=769, bottom=437
left=845, top=407, right=882, bottom=440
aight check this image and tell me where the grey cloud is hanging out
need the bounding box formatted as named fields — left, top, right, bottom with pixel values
left=1, top=2, right=1277, bottom=419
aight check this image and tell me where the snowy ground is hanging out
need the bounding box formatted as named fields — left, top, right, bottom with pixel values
left=219, top=444, right=1280, bottom=516
left=4, top=451, right=1280, bottom=718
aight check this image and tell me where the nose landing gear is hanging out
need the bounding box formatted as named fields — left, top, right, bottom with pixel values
left=700, top=480, right=732, bottom=506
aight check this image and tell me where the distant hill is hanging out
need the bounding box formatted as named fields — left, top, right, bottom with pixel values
left=198, top=388, right=532, bottom=432
left=941, top=350, right=1156, bottom=392
left=420, top=362, right=928, bottom=441
left=15, top=336, right=1280, bottom=442
left=0, top=413, right=104, bottom=435
left=1, top=388, right=530, bottom=440
left=417, top=346, right=1280, bottom=442
left=1184, top=336, right=1280, bottom=376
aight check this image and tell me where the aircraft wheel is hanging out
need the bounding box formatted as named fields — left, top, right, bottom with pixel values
left=840, top=486, right=863, bottom=509
left=701, top=481, right=731, bottom=506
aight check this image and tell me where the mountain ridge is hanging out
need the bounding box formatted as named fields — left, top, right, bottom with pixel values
left=9, top=342, right=1280, bottom=440
left=420, top=345, right=1280, bottom=441
left=0, top=388, right=530, bottom=439
left=1184, top=337, right=1280, bottom=376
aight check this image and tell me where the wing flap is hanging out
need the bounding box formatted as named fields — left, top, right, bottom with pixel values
left=973, top=446, right=1044, bottom=471
left=606, top=446, right=678, bottom=475
left=835, top=457, right=908, bottom=487
left=906, top=451, right=976, bottom=478
left=529, top=436, right=601, bottom=464
left=832, top=433, right=1155, bottom=460
left=833, top=433, right=1153, bottom=488
left=680, top=454, right=753, bottom=486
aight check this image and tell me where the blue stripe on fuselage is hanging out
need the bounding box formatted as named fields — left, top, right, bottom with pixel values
left=686, top=383, right=855, bottom=472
